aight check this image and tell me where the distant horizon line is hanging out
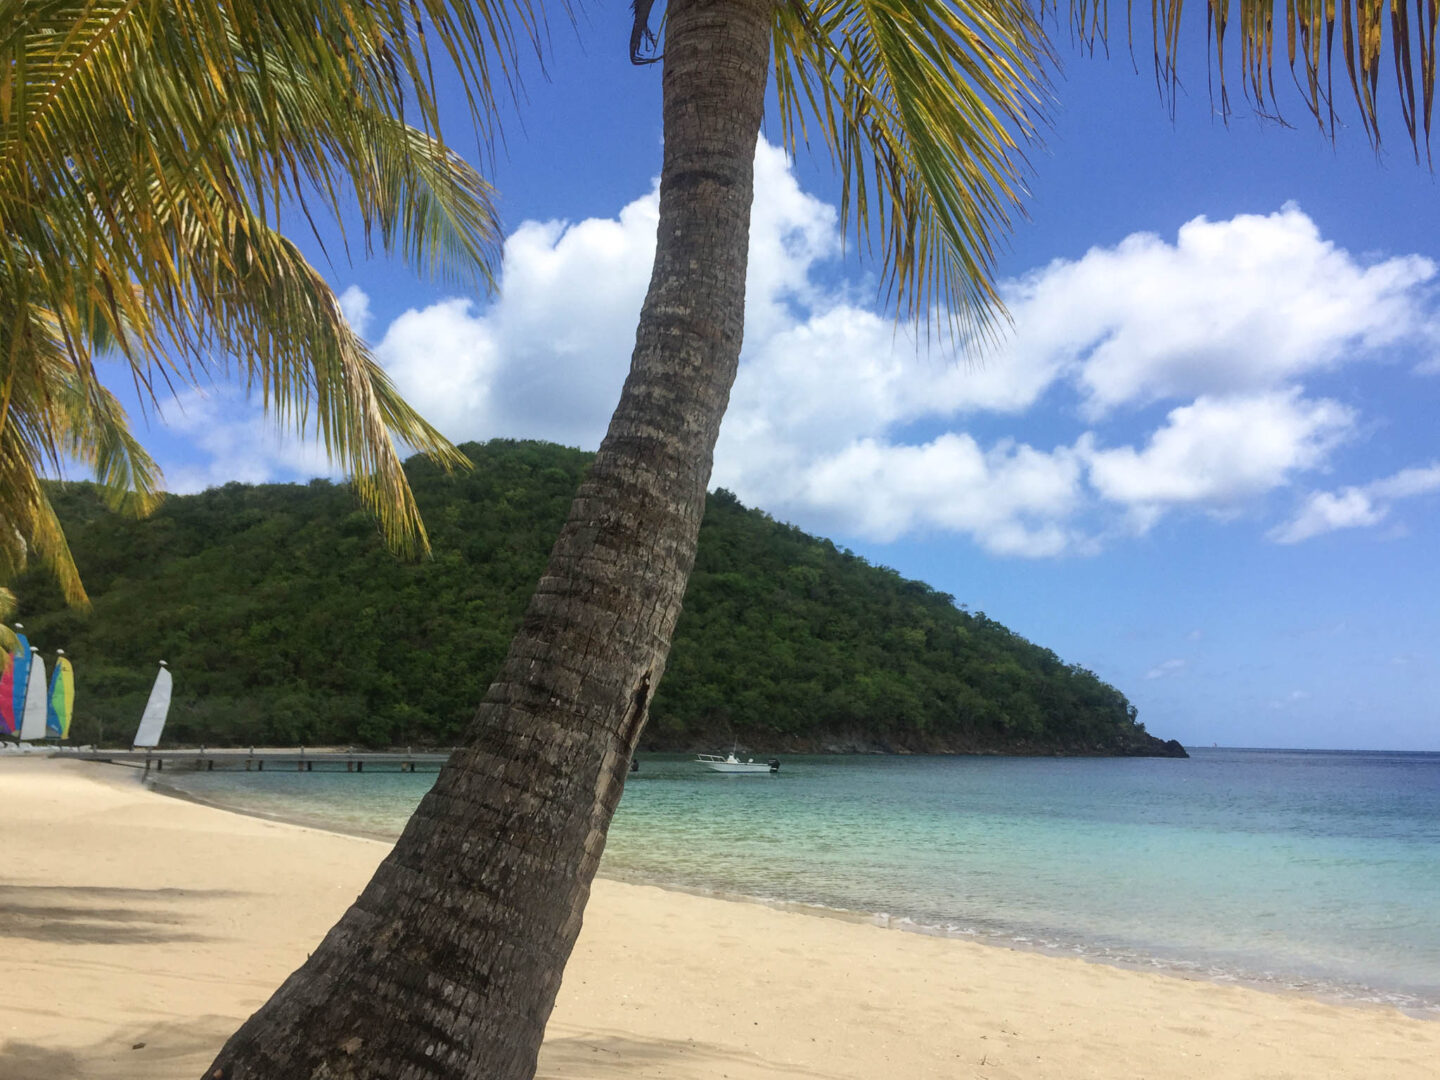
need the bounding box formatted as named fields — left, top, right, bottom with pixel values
left=1190, top=744, right=1439, bottom=755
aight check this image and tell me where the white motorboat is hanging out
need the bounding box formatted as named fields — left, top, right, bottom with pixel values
left=696, top=752, right=779, bottom=774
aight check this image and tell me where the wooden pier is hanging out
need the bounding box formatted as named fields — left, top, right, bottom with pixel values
left=69, top=748, right=451, bottom=774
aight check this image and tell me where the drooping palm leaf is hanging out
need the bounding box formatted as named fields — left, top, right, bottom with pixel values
left=773, top=0, right=1051, bottom=347
left=1058, top=0, right=1438, bottom=157
left=0, top=306, right=162, bottom=606
left=0, top=586, right=15, bottom=650
left=164, top=189, right=470, bottom=555
left=0, top=0, right=529, bottom=602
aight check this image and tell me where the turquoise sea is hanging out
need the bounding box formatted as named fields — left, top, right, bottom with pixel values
left=159, top=747, right=1440, bottom=1014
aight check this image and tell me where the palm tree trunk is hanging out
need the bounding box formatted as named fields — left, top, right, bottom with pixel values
left=203, top=1, right=773, bottom=1077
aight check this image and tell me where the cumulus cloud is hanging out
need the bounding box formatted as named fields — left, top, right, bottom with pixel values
left=355, top=169, right=1436, bottom=554
left=1146, top=658, right=1187, bottom=680
left=375, top=198, right=656, bottom=448
left=1083, top=391, right=1355, bottom=513
left=371, top=141, right=841, bottom=450
left=373, top=298, right=503, bottom=438
left=1025, top=206, right=1439, bottom=415
left=793, top=434, right=1086, bottom=555
left=156, top=389, right=342, bottom=494
left=1269, top=462, right=1440, bottom=543
left=338, top=284, right=372, bottom=338
left=142, top=141, right=1440, bottom=554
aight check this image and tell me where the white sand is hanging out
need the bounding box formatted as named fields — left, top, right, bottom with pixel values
left=1, top=756, right=1435, bottom=1079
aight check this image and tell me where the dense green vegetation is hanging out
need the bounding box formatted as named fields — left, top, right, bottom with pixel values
left=14, top=441, right=1182, bottom=755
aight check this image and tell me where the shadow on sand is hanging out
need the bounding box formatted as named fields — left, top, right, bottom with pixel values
left=537, top=1028, right=843, bottom=1080
left=3, top=1022, right=846, bottom=1080
left=0, top=884, right=245, bottom=945
left=0, top=1016, right=239, bottom=1080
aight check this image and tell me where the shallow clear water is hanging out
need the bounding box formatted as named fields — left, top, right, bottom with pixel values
left=160, top=748, right=1440, bottom=1012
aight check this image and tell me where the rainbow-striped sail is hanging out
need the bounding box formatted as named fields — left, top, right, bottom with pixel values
left=46, top=653, right=74, bottom=740
left=0, top=649, right=14, bottom=736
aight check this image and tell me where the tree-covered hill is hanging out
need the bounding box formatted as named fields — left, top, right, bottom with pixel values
left=15, top=441, right=1183, bottom=756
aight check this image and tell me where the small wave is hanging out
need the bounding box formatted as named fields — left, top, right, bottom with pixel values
left=599, top=864, right=1440, bottom=1019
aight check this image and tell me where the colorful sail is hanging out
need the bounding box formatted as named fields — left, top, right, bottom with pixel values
left=46, top=652, right=74, bottom=740
left=0, top=649, right=14, bottom=736
left=6, top=631, right=31, bottom=735
left=19, top=652, right=48, bottom=741
left=133, top=663, right=172, bottom=748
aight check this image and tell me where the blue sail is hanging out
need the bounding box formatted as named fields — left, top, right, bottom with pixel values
left=9, top=632, right=30, bottom=731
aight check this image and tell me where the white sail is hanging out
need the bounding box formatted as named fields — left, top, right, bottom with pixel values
left=19, top=654, right=48, bottom=741
left=132, top=664, right=172, bottom=748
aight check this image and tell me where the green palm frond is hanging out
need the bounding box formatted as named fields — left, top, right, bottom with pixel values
left=2, top=2, right=510, bottom=377
left=0, top=417, right=91, bottom=609
left=167, top=192, right=468, bottom=555
left=0, top=307, right=161, bottom=606
left=0, top=588, right=14, bottom=651
left=50, top=361, right=165, bottom=520
left=1057, top=0, right=1439, bottom=159
left=1, top=1, right=528, bottom=603
left=772, top=0, right=1052, bottom=347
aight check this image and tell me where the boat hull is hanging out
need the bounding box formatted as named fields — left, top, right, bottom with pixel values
left=696, top=753, right=779, bottom=774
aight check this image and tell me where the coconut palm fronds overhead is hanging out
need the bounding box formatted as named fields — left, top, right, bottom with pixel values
left=0, top=0, right=533, bottom=601
left=772, top=0, right=1052, bottom=349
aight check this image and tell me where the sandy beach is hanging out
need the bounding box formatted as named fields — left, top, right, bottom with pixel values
left=1, top=756, right=1436, bottom=1080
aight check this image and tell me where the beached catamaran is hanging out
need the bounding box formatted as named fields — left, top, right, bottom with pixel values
left=132, top=662, right=172, bottom=749
left=2, top=627, right=30, bottom=737
left=19, top=650, right=48, bottom=742
left=46, top=650, right=74, bottom=740
left=1, top=635, right=79, bottom=743
left=0, top=648, right=15, bottom=738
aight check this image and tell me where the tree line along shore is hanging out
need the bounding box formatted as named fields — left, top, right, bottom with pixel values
left=17, top=440, right=1184, bottom=757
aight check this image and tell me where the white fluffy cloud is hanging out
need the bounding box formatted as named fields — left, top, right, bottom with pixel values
left=375, top=194, right=658, bottom=448
left=146, top=141, right=1440, bottom=556
left=372, top=141, right=842, bottom=450
left=796, top=435, right=1086, bottom=555
left=357, top=157, right=1440, bottom=554
left=374, top=298, right=503, bottom=438
left=1270, top=463, right=1440, bottom=543
left=1083, top=391, right=1355, bottom=510
left=155, top=389, right=342, bottom=494
left=1035, top=207, right=1438, bottom=415
left=338, top=284, right=372, bottom=338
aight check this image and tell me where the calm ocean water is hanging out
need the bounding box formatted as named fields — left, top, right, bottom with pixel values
left=159, top=747, right=1440, bottom=1013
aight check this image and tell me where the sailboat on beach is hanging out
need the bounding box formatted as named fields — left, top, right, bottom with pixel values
left=132, top=662, right=173, bottom=748
left=46, top=650, right=74, bottom=740
left=0, top=649, right=15, bottom=738
left=1, top=627, right=30, bottom=737
left=19, top=651, right=48, bottom=742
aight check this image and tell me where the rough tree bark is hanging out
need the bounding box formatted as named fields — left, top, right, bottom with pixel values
left=202, top=0, right=774, bottom=1077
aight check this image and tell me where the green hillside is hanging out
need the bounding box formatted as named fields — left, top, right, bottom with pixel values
left=14, top=441, right=1184, bottom=756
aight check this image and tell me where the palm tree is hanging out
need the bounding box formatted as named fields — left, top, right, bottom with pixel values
left=204, top=1, right=1053, bottom=1077
left=0, top=0, right=521, bottom=606
left=205, top=0, right=1440, bottom=1078
left=9, top=2, right=1430, bottom=1079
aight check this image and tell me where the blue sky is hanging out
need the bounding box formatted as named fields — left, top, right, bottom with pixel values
left=104, top=14, right=1440, bottom=751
